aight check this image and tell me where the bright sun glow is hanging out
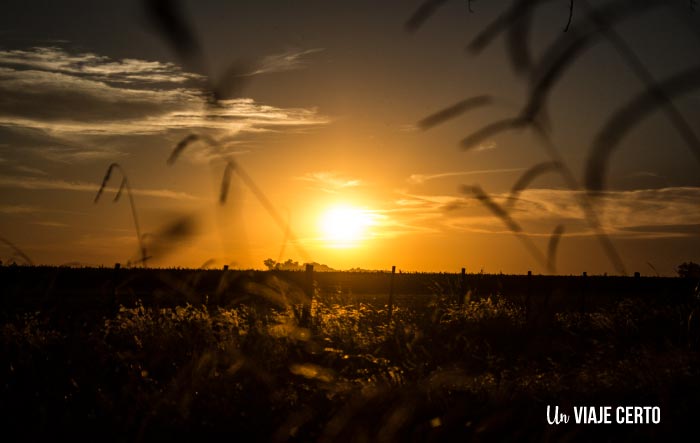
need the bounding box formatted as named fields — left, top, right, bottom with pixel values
left=319, top=205, right=374, bottom=248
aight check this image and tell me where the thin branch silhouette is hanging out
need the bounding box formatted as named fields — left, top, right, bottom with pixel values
left=0, top=235, right=34, bottom=266
left=137, top=215, right=197, bottom=265
left=565, top=0, right=575, bottom=32
left=220, top=161, right=235, bottom=205
left=468, top=0, right=556, bottom=57
left=647, top=261, right=660, bottom=277
left=94, top=163, right=148, bottom=267
left=147, top=0, right=316, bottom=269
left=457, top=116, right=627, bottom=273
left=504, top=161, right=563, bottom=211
left=585, top=65, right=700, bottom=192
left=144, top=0, right=252, bottom=102
left=144, top=0, right=201, bottom=63
left=405, top=0, right=449, bottom=33
left=460, top=117, right=529, bottom=151
left=225, top=159, right=312, bottom=264
left=168, top=134, right=202, bottom=165
left=114, top=178, right=127, bottom=203
left=547, top=224, right=565, bottom=273
left=462, top=184, right=552, bottom=272
left=167, top=136, right=312, bottom=263
left=417, top=95, right=492, bottom=130
left=506, top=0, right=539, bottom=74
left=409, top=0, right=692, bottom=274
left=524, top=0, right=662, bottom=123
left=532, top=127, right=627, bottom=274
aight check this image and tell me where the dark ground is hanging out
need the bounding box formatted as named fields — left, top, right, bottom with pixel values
left=1, top=266, right=699, bottom=441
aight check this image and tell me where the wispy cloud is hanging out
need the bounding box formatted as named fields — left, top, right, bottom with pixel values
left=33, top=146, right=126, bottom=163
left=407, top=167, right=524, bottom=185
left=297, top=171, right=362, bottom=193
left=0, top=158, right=48, bottom=175
left=31, top=220, right=69, bottom=228
left=11, top=165, right=47, bottom=175
left=369, top=210, right=441, bottom=237
left=0, top=47, right=201, bottom=84
left=0, top=204, right=40, bottom=215
left=250, top=48, right=324, bottom=76
left=0, top=175, right=198, bottom=200
left=473, top=141, right=497, bottom=152
left=387, top=187, right=700, bottom=239
left=0, top=65, right=199, bottom=125
left=0, top=47, right=328, bottom=137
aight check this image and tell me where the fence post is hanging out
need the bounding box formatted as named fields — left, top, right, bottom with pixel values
left=387, top=265, right=396, bottom=325
left=526, top=270, right=532, bottom=321
left=110, top=263, right=122, bottom=314
left=301, top=264, right=314, bottom=327
left=580, top=271, right=587, bottom=313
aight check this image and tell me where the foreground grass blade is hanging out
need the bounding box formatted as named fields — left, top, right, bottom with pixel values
left=524, top=0, right=661, bottom=122
left=94, top=163, right=148, bottom=267
left=0, top=235, right=34, bottom=266
left=94, top=163, right=117, bottom=204
left=547, top=224, right=565, bottom=274
left=417, top=96, right=492, bottom=130
left=144, top=0, right=201, bottom=61
left=460, top=118, right=527, bottom=151
left=505, top=161, right=563, bottom=210
left=585, top=66, right=700, bottom=192
left=405, top=0, right=449, bottom=33
left=220, top=162, right=234, bottom=204
left=463, top=185, right=549, bottom=270
left=167, top=134, right=201, bottom=165
left=468, top=0, right=555, bottom=55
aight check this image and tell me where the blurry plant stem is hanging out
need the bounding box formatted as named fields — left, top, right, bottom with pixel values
left=124, top=179, right=148, bottom=268
left=95, top=163, right=148, bottom=267
left=532, top=126, right=627, bottom=275
left=580, top=0, right=700, bottom=167
left=225, top=160, right=311, bottom=263
left=0, top=235, right=34, bottom=266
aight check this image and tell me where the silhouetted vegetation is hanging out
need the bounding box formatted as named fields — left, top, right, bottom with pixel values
left=678, top=261, right=700, bottom=279
left=264, top=259, right=336, bottom=272
left=1, top=266, right=699, bottom=441
left=410, top=0, right=700, bottom=276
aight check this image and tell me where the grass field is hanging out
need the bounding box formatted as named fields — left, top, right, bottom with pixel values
left=2, top=266, right=699, bottom=441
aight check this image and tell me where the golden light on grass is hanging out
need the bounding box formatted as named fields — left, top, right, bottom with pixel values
left=319, top=205, right=375, bottom=249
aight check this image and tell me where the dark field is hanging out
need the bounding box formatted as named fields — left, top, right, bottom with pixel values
left=2, top=266, right=699, bottom=442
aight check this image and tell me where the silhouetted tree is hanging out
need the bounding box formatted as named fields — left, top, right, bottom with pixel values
left=678, top=262, right=700, bottom=278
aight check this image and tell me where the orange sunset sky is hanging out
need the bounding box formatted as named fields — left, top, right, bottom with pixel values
left=1, top=0, right=699, bottom=275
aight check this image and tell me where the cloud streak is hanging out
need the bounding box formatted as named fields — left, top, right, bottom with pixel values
left=407, top=167, right=524, bottom=184
left=0, top=175, right=198, bottom=200
left=0, top=47, right=328, bottom=137
left=33, top=146, right=126, bottom=164
left=250, top=48, right=324, bottom=76
left=0, top=204, right=40, bottom=215
left=297, top=171, right=362, bottom=193
left=389, top=187, right=700, bottom=239
left=0, top=47, right=201, bottom=84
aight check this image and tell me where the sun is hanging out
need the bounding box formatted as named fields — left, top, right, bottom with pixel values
left=319, top=205, right=374, bottom=248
